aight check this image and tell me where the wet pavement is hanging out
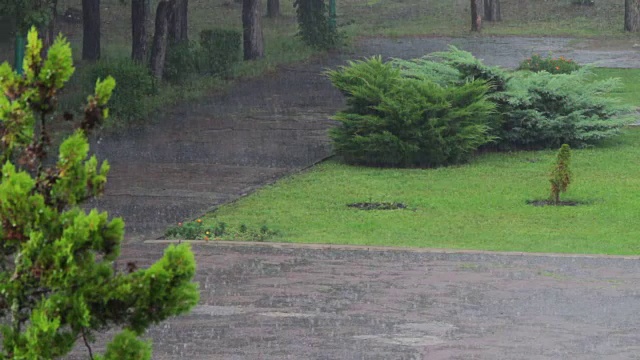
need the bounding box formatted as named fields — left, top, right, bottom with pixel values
left=87, top=36, right=640, bottom=241
left=73, top=37, right=640, bottom=359
left=67, top=242, right=640, bottom=359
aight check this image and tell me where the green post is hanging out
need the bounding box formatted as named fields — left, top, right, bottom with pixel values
left=328, top=0, right=336, bottom=31
left=14, top=32, right=26, bottom=75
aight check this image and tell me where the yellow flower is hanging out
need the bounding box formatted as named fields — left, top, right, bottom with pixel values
left=196, top=219, right=202, bottom=224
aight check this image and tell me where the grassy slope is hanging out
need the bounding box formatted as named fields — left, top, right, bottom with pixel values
left=205, top=68, right=640, bottom=254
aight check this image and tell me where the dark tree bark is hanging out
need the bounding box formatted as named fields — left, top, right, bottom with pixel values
left=625, top=0, right=640, bottom=32
left=150, top=1, right=170, bottom=79
left=168, top=0, right=188, bottom=43
left=470, top=0, right=482, bottom=32
left=484, top=0, right=501, bottom=22
left=242, top=0, right=264, bottom=60
left=82, top=0, right=101, bottom=61
left=267, top=0, right=280, bottom=17
left=42, top=0, right=58, bottom=51
left=131, top=0, right=148, bottom=63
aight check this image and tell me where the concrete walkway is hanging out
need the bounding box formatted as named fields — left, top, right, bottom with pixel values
left=72, top=242, right=637, bottom=359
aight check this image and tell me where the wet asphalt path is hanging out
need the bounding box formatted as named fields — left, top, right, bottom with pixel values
left=92, top=242, right=640, bottom=360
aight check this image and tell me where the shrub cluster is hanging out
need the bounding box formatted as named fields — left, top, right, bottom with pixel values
left=328, top=57, right=495, bottom=167
left=85, top=58, right=156, bottom=121
left=164, top=28, right=242, bottom=82
left=518, top=53, right=581, bottom=74
left=164, top=219, right=278, bottom=242
left=328, top=47, right=631, bottom=168
left=199, top=29, right=242, bottom=76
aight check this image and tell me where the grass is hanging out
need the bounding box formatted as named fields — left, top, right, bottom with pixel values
left=199, top=67, right=640, bottom=255
left=340, top=0, right=631, bottom=38
left=591, top=68, right=640, bottom=107
left=204, top=128, right=640, bottom=255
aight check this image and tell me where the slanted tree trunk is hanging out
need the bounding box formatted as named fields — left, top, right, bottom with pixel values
left=131, top=0, right=148, bottom=63
left=267, top=0, right=280, bottom=17
left=625, top=0, right=640, bottom=32
left=470, top=0, right=482, bottom=32
left=82, top=0, right=101, bottom=60
left=168, top=0, right=188, bottom=43
left=484, top=0, right=501, bottom=21
left=242, top=0, right=264, bottom=60
left=150, top=0, right=170, bottom=79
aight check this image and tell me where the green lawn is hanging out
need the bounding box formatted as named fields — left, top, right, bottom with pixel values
left=200, top=68, right=640, bottom=255
left=205, top=128, right=640, bottom=254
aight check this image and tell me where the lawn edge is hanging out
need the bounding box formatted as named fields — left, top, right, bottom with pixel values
left=143, top=240, right=640, bottom=260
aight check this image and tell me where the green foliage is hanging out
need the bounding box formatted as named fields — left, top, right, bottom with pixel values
left=199, top=29, right=242, bottom=76
left=294, top=0, right=341, bottom=49
left=165, top=218, right=278, bottom=242
left=327, top=56, right=496, bottom=167
left=549, top=144, right=572, bottom=204
left=85, top=58, right=156, bottom=121
left=498, top=69, right=631, bottom=149
left=0, top=28, right=198, bottom=360
left=95, top=330, right=152, bottom=360
left=164, top=41, right=201, bottom=83
left=427, top=46, right=511, bottom=92
left=411, top=46, right=631, bottom=149
left=0, top=0, right=53, bottom=33
left=518, top=54, right=582, bottom=74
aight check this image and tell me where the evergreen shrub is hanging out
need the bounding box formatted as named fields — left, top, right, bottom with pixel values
left=328, top=57, right=496, bottom=167
left=85, top=58, right=156, bottom=121
left=427, top=46, right=631, bottom=149
left=199, top=29, right=242, bottom=76
left=164, top=40, right=201, bottom=82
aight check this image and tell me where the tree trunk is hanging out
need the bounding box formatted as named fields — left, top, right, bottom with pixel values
left=267, top=0, right=280, bottom=17
left=470, top=0, right=482, bottom=32
left=168, top=0, right=188, bottom=43
left=625, top=0, right=640, bottom=32
left=484, top=0, right=501, bottom=21
left=42, top=0, right=58, bottom=52
left=150, top=0, right=170, bottom=79
left=243, top=0, right=264, bottom=60
left=132, top=0, right=148, bottom=63
left=82, top=0, right=101, bottom=61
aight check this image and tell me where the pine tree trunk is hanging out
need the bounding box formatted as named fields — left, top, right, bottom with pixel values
left=150, top=0, right=170, bottom=79
left=470, top=0, right=482, bottom=32
left=132, top=0, right=148, bottom=63
left=42, top=0, right=58, bottom=52
left=82, top=0, right=101, bottom=61
left=243, top=0, right=264, bottom=60
left=484, top=0, right=501, bottom=21
left=625, top=0, right=640, bottom=32
left=267, top=0, right=280, bottom=17
left=168, top=0, right=188, bottom=43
